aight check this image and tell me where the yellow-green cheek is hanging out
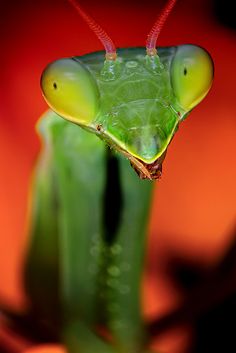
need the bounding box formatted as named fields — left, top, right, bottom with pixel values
left=171, top=45, right=214, bottom=111
left=41, top=59, right=100, bottom=125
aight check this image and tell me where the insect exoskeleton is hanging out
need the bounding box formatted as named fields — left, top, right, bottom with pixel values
left=170, top=44, right=214, bottom=111
left=41, top=0, right=214, bottom=179
left=41, top=58, right=100, bottom=126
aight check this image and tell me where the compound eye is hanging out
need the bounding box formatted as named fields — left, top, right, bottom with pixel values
left=41, top=58, right=100, bottom=125
left=171, top=45, right=214, bottom=111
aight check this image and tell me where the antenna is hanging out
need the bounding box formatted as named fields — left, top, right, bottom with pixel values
left=146, top=0, right=177, bottom=56
left=67, top=0, right=117, bottom=60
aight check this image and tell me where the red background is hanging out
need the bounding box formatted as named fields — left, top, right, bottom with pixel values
left=0, top=0, right=236, bottom=352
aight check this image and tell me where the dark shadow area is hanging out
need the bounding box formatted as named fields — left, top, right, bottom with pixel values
left=148, top=226, right=236, bottom=353
left=0, top=307, right=57, bottom=344
left=103, top=149, right=123, bottom=245
left=191, top=292, right=236, bottom=353
left=213, top=0, right=236, bottom=29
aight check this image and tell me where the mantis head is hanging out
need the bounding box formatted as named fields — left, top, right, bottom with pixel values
left=41, top=0, right=214, bottom=179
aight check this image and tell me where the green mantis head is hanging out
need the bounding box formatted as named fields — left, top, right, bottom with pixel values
left=41, top=0, right=214, bottom=179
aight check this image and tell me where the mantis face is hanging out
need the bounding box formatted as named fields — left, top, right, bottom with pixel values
left=41, top=45, right=213, bottom=179
left=40, top=0, right=214, bottom=179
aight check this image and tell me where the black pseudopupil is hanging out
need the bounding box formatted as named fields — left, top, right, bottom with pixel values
left=53, top=82, right=57, bottom=89
left=184, top=67, right=187, bottom=75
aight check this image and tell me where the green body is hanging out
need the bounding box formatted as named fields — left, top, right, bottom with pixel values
left=25, top=111, right=153, bottom=353
left=25, top=45, right=213, bottom=352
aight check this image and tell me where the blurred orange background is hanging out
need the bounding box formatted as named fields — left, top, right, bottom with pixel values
left=0, top=0, right=236, bottom=352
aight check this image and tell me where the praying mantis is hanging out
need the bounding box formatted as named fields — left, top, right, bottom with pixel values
left=24, top=0, right=214, bottom=352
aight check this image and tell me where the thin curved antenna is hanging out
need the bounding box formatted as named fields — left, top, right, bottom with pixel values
left=146, top=0, right=177, bottom=55
left=67, top=0, right=117, bottom=60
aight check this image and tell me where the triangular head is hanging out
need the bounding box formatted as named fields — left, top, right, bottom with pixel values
left=41, top=1, right=214, bottom=179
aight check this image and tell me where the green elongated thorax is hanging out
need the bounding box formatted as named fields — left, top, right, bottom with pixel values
left=25, top=111, right=153, bottom=352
